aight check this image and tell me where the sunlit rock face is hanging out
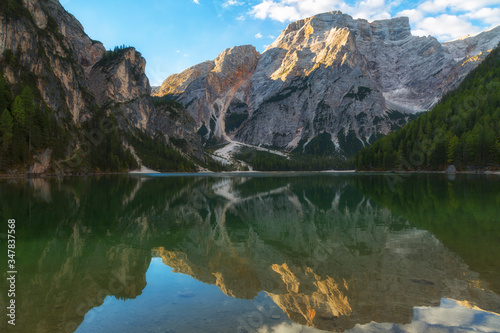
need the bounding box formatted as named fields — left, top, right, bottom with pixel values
left=155, top=11, right=500, bottom=155
left=154, top=45, right=260, bottom=143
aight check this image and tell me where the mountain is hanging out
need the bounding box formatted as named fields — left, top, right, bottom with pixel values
left=154, top=11, right=500, bottom=157
left=2, top=2, right=499, bottom=174
left=355, top=43, right=500, bottom=171
left=0, top=0, right=209, bottom=174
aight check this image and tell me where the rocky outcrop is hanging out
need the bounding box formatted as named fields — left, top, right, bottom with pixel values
left=87, top=48, right=153, bottom=130
left=28, top=148, right=52, bottom=173
left=155, top=11, right=500, bottom=156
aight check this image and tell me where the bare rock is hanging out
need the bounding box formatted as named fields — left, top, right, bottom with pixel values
left=155, top=11, right=500, bottom=156
left=29, top=149, right=52, bottom=174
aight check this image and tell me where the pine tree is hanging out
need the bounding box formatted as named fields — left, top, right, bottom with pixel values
left=447, top=135, right=460, bottom=165
left=0, top=75, right=11, bottom=112
left=11, top=95, right=26, bottom=127
left=20, top=86, right=35, bottom=156
left=0, top=108, right=14, bottom=150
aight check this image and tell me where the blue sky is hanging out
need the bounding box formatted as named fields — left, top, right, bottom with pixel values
left=61, top=0, right=500, bottom=86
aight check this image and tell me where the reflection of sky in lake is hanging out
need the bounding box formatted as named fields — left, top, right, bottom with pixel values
left=75, top=258, right=290, bottom=333
left=347, top=299, right=500, bottom=333
left=76, top=258, right=500, bottom=333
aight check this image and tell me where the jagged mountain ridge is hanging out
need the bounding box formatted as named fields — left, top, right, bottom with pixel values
left=154, top=11, right=500, bottom=156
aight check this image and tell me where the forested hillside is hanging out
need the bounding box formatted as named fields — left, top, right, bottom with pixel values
left=356, top=44, right=500, bottom=171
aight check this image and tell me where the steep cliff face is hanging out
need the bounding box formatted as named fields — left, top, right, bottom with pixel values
left=155, top=11, right=500, bottom=156
left=0, top=0, right=203, bottom=173
left=87, top=48, right=153, bottom=130
left=0, top=0, right=105, bottom=123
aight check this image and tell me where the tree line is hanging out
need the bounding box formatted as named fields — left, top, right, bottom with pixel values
left=99, top=45, right=133, bottom=66
left=235, top=147, right=354, bottom=171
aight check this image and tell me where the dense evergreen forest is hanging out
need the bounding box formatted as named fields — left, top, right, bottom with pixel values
left=356, top=44, right=500, bottom=171
left=234, top=146, right=354, bottom=171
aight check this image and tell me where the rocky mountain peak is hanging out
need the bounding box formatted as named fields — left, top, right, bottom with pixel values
left=269, top=11, right=411, bottom=52
left=213, top=45, right=260, bottom=74
left=209, top=45, right=260, bottom=93
left=88, top=47, right=151, bottom=106
left=152, top=45, right=260, bottom=140
left=1, top=0, right=202, bottom=174
left=154, top=10, right=500, bottom=156
left=154, top=61, right=215, bottom=97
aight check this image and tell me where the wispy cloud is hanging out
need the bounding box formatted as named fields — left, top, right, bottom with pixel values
left=223, top=0, right=244, bottom=8
left=255, top=32, right=263, bottom=38
left=193, top=0, right=200, bottom=4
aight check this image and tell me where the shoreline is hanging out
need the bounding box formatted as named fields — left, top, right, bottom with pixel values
left=1, top=169, right=499, bottom=179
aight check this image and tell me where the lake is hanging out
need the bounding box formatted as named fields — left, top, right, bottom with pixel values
left=1, top=173, right=499, bottom=332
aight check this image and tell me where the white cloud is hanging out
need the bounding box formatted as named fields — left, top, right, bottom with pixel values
left=249, top=0, right=500, bottom=42
left=249, top=0, right=400, bottom=23
left=250, top=1, right=301, bottom=22
left=193, top=0, right=200, bottom=4
left=413, top=14, right=480, bottom=40
left=236, top=14, right=246, bottom=21
left=466, top=7, right=500, bottom=25
left=223, top=0, right=244, bottom=8
left=255, top=32, right=263, bottom=38
left=396, top=9, right=425, bottom=23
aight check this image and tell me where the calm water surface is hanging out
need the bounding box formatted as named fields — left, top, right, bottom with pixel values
left=0, top=173, right=499, bottom=332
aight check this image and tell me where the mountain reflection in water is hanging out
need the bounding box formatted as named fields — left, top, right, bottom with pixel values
left=0, top=174, right=499, bottom=332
